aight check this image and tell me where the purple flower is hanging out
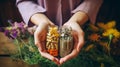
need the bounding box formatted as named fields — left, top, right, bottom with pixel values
left=13, top=22, right=25, bottom=29
left=19, top=22, right=25, bottom=28
left=4, top=30, right=11, bottom=38
left=4, top=29, right=18, bottom=39
left=3, top=21, right=28, bottom=39
left=10, top=29, right=18, bottom=39
left=13, top=22, right=27, bottom=33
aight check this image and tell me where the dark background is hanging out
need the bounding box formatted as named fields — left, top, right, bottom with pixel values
left=96, top=0, right=120, bottom=30
left=0, top=0, right=22, bottom=27
left=0, top=0, right=120, bottom=27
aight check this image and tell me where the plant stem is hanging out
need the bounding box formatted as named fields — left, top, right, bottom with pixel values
left=108, top=34, right=113, bottom=56
left=15, top=38, right=23, bottom=60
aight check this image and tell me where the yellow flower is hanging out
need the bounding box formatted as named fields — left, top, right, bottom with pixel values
left=88, top=33, right=100, bottom=41
left=49, top=26, right=59, bottom=37
left=106, top=21, right=116, bottom=29
left=103, top=28, right=120, bottom=38
left=97, top=21, right=116, bottom=30
left=97, top=22, right=107, bottom=30
left=89, top=24, right=99, bottom=32
left=6, top=27, right=12, bottom=30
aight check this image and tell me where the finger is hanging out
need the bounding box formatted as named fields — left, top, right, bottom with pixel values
left=34, top=31, right=44, bottom=51
left=38, top=48, right=60, bottom=65
left=27, top=26, right=37, bottom=34
left=49, top=21, right=55, bottom=26
left=60, top=48, right=79, bottom=65
left=72, top=30, right=78, bottom=45
left=59, top=31, right=82, bottom=65
left=77, top=32, right=84, bottom=52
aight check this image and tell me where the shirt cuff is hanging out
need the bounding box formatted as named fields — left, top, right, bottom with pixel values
left=17, top=1, right=46, bottom=26
left=72, top=0, right=103, bottom=24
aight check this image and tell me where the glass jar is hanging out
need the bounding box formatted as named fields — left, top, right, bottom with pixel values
left=46, top=26, right=59, bottom=56
left=59, top=27, right=73, bottom=57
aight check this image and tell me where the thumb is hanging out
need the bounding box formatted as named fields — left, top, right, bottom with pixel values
left=77, top=34, right=84, bottom=52
left=49, top=21, right=55, bottom=26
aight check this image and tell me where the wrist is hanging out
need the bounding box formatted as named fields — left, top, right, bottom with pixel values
left=69, top=11, right=88, bottom=26
left=30, top=13, right=51, bottom=26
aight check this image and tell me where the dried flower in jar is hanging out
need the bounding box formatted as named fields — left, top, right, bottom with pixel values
left=46, top=26, right=59, bottom=56
left=59, top=27, right=73, bottom=57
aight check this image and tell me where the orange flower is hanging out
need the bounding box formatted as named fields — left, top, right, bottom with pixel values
left=88, top=33, right=100, bottom=41
left=85, top=44, right=94, bottom=51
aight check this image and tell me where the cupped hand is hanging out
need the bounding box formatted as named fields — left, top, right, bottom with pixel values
left=60, top=21, right=84, bottom=65
left=31, top=13, right=60, bottom=65
left=59, top=11, right=88, bottom=65
left=34, top=22, right=60, bottom=65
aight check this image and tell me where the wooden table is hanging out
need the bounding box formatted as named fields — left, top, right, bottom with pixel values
left=0, top=32, right=16, bottom=55
left=0, top=32, right=39, bottom=67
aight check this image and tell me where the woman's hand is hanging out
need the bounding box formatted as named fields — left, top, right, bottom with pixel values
left=60, top=11, right=88, bottom=65
left=30, top=13, right=60, bottom=65
left=60, top=21, right=84, bottom=64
